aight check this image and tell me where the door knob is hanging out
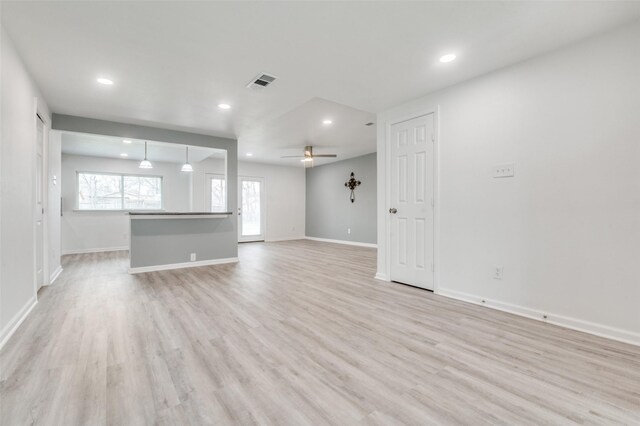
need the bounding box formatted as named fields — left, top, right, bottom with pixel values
left=389, top=208, right=397, bottom=214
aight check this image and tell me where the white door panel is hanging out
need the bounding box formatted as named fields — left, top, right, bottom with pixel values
left=238, top=177, right=265, bottom=242
left=390, top=114, right=434, bottom=290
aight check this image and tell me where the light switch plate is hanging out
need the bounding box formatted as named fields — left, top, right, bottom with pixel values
left=494, top=163, right=515, bottom=178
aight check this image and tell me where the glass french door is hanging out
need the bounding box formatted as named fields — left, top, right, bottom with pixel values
left=238, top=177, right=265, bottom=242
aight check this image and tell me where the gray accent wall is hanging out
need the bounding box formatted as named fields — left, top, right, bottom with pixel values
left=306, top=153, right=377, bottom=244
left=130, top=217, right=236, bottom=268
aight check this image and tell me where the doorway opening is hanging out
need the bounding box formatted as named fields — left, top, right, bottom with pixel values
left=238, top=176, right=265, bottom=242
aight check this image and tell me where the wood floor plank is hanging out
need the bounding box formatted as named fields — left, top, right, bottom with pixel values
left=1, top=240, right=639, bottom=425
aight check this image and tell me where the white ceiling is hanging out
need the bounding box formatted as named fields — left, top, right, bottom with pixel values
left=242, top=97, right=375, bottom=166
left=61, top=132, right=225, bottom=164
left=3, top=1, right=640, bottom=165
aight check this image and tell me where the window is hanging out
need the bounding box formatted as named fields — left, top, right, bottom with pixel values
left=208, top=174, right=226, bottom=212
left=77, top=172, right=163, bottom=210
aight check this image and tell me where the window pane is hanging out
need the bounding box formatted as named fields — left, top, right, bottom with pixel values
left=78, top=173, right=122, bottom=210
left=241, top=180, right=261, bottom=236
left=123, top=175, right=162, bottom=210
left=210, top=177, right=226, bottom=212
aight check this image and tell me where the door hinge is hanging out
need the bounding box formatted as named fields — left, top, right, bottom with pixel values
left=431, top=133, right=435, bottom=143
left=430, top=198, right=434, bottom=208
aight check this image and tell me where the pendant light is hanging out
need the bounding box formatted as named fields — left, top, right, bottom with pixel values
left=139, top=141, right=153, bottom=169
left=181, top=146, right=193, bottom=172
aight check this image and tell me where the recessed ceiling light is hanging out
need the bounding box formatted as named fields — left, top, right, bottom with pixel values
left=246, top=153, right=253, bottom=157
left=439, top=54, right=457, bottom=63
left=323, top=119, right=332, bottom=125
left=97, top=77, right=114, bottom=85
left=218, top=103, right=231, bottom=110
left=120, top=153, right=128, bottom=157
left=122, top=139, right=132, bottom=144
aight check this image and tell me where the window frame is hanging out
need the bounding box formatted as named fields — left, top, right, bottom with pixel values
left=76, top=171, right=165, bottom=212
left=205, top=173, right=227, bottom=213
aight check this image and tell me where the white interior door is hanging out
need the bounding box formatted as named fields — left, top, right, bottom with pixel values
left=389, top=113, right=435, bottom=290
left=238, top=177, right=265, bottom=242
left=35, top=115, right=45, bottom=289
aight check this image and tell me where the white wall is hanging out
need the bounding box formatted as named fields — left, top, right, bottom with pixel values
left=193, top=158, right=305, bottom=241
left=61, top=153, right=191, bottom=253
left=0, top=27, right=51, bottom=346
left=61, top=154, right=305, bottom=252
left=377, top=23, right=640, bottom=344
left=238, top=162, right=305, bottom=242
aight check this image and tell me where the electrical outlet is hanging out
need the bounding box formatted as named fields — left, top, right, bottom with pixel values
left=493, top=266, right=504, bottom=280
left=190, top=253, right=196, bottom=262
left=493, top=163, right=515, bottom=178
left=347, top=228, right=351, bottom=234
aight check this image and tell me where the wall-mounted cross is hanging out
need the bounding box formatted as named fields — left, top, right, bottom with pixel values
left=344, top=172, right=361, bottom=203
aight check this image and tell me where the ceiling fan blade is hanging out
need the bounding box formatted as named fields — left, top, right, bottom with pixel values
left=311, top=154, right=337, bottom=158
left=280, top=155, right=305, bottom=158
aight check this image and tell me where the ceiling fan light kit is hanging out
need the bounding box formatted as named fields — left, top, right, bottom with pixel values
left=281, top=145, right=338, bottom=166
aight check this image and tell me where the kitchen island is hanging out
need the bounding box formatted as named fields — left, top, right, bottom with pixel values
left=128, top=212, right=238, bottom=273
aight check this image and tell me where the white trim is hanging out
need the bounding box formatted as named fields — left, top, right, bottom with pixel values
left=48, top=265, right=63, bottom=284
left=130, top=214, right=229, bottom=219
left=305, top=236, right=377, bottom=248
left=437, top=288, right=640, bottom=347
left=266, top=237, right=306, bottom=242
left=62, top=246, right=129, bottom=255
left=374, top=272, right=389, bottom=281
left=379, top=106, right=440, bottom=292
left=0, top=296, right=38, bottom=351
left=128, top=257, right=239, bottom=274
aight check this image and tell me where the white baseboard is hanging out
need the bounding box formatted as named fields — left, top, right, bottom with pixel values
left=305, top=236, right=377, bottom=249
left=437, top=288, right=640, bottom=347
left=62, top=246, right=128, bottom=255
left=375, top=272, right=390, bottom=281
left=266, top=237, right=306, bottom=242
left=0, top=296, right=37, bottom=351
left=128, top=257, right=239, bottom=274
left=48, top=265, right=63, bottom=285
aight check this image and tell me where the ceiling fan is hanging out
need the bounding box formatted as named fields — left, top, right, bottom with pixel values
left=281, top=145, right=337, bottom=165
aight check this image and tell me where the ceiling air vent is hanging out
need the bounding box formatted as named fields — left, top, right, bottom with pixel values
left=247, top=72, right=277, bottom=89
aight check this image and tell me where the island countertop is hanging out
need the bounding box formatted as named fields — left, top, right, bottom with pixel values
left=129, top=211, right=232, bottom=219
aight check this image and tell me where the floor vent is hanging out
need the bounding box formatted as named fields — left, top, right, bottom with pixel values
left=247, top=73, right=277, bottom=89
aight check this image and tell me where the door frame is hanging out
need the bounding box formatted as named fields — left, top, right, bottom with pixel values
left=381, top=106, right=440, bottom=293
left=238, top=176, right=266, bottom=242
left=33, top=98, right=48, bottom=292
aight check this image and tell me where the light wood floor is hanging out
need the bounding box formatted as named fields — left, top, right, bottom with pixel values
left=1, top=241, right=639, bottom=425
